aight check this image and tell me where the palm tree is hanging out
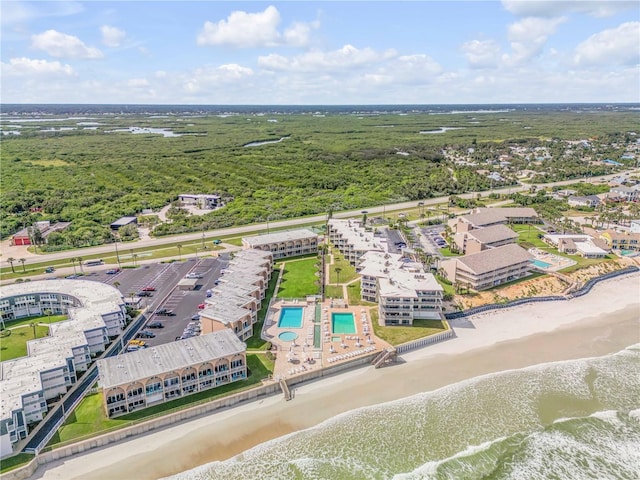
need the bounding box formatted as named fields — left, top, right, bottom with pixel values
left=19, top=258, right=26, bottom=273
left=71, top=257, right=77, bottom=275
left=177, top=244, right=182, bottom=261
left=334, top=267, right=342, bottom=285
left=43, top=309, right=52, bottom=323
left=77, top=257, right=84, bottom=274
left=132, top=253, right=139, bottom=267
left=30, top=322, right=37, bottom=339
left=7, top=257, right=15, bottom=273
left=113, top=281, right=121, bottom=290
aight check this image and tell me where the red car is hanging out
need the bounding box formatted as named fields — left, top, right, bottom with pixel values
left=141, top=286, right=156, bottom=292
left=198, top=303, right=206, bottom=309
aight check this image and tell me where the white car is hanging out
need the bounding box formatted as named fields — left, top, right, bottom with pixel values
left=185, top=273, right=203, bottom=279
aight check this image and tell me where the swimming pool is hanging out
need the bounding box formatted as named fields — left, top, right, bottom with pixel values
left=332, top=312, right=356, bottom=334
left=279, top=331, right=298, bottom=342
left=278, top=307, right=304, bottom=328
left=531, top=259, right=552, bottom=269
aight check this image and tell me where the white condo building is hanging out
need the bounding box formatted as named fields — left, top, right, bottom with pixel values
left=242, top=229, right=318, bottom=259
left=327, top=219, right=386, bottom=265
left=0, top=280, right=126, bottom=458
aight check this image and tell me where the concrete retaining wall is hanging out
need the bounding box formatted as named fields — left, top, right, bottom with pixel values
left=395, top=328, right=455, bottom=354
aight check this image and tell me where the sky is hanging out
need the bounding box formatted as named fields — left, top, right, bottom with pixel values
left=1, top=1, right=639, bottom=105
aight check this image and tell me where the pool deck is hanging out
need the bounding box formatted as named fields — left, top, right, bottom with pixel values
left=528, top=248, right=576, bottom=272
left=264, top=299, right=390, bottom=379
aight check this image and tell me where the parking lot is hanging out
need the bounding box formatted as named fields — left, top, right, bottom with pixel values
left=137, top=256, right=227, bottom=347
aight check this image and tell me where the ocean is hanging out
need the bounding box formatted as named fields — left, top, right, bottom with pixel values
left=165, top=344, right=640, bottom=480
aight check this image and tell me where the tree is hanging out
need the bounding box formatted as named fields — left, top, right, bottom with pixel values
left=19, top=258, right=26, bottom=272
left=7, top=257, right=15, bottom=273
left=77, top=257, right=84, bottom=274
left=334, top=266, right=342, bottom=285
left=177, top=244, right=182, bottom=261
left=132, top=253, right=139, bottom=267
left=71, top=257, right=77, bottom=275
left=113, top=281, right=121, bottom=290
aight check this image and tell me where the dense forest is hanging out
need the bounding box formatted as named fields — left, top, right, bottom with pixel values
left=1, top=107, right=638, bottom=247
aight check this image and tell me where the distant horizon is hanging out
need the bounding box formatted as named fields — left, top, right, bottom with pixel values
left=2, top=2, right=638, bottom=104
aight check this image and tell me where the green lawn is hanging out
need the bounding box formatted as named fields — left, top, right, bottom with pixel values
left=47, top=354, right=271, bottom=448
left=328, top=249, right=358, bottom=284
left=324, top=285, right=344, bottom=299
left=512, top=223, right=549, bottom=249
left=3, top=314, right=67, bottom=329
left=346, top=280, right=377, bottom=306
left=373, top=318, right=449, bottom=346
left=277, top=257, right=319, bottom=298
left=0, top=453, right=36, bottom=474
left=245, top=272, right=279, bottom=349
left=0, top=324, right=51, bottom=362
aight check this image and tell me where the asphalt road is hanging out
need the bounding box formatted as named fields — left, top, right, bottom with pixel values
left=2, top=170, right=635, bottom=269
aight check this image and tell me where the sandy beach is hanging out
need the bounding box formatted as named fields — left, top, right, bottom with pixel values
left=30, top=273, right=640, bottom=480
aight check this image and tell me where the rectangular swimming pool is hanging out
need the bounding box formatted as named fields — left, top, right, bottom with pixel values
left=278, top=307, right=304, bottom=328
left=332, top=312, right=356, bottom=334
left=531, top=259, right=552, bottom=269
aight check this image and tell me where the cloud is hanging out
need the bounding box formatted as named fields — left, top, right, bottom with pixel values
left=502, top=1, right=636, bottom=18
left=574, top=21, right=640, bottom=66
left=1, top=57, right=74, bottom=76
left=503, top=16, right=566, bottom=64
left=197, top=5, right=317, bottom=47
left=31, top=30, right=103, bottom=59
left=182, top=64, right=254, bottom=94
left=461, top=39, right=502, bottom=68
left=258, top=44, right=398, bottom=72
left=101, top=25, right=126, bottom=47
left=1, top=1, right=84, bottom=27
left=127, top=78, right=149, bottom=88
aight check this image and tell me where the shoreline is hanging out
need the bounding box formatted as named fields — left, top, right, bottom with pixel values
left=30, top=273, right=640, bottom=480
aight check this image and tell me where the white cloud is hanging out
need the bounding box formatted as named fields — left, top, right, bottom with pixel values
left=127, top=78, right=149, bottom=88
left=461, top=39, right=502, bottom=68
left=258, top=44, right=398, bottom=72
left=101, top=25, right=126, bottom=48
left=1, top=1, right=84, bottom=27
left=503, top=16, right=566, bottom=64
left=574, top=22, right=640, bottom=66
left=197, top=5, right=317, bottom=47
left=502, top=1, right=636, bottom=18
left=31, top=30, right=103, bottom=59
left=1, top=57, right=74, bottom=76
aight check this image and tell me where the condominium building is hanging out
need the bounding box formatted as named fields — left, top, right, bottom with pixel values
left=452, top=224, right=519, bottom=254
left=0, top=280, right=126, bottom=458
left=377, top=269, right=444, bottom=326
left=328, top=219, right=386, bottom=265
left=178, top=194, right=223, bottom=209
left=357, top=251, right=443, bottom=325
left=600, top=230, right=640, bottom=252
left=97, top=330, right=246, bottom=418
left=449, top=207, right=539, bottom=233
left=241, top=228, right=318, bottom=259
left=440, top=244, right=534, bottom=291
left=543, top=234, right=610, bottom=257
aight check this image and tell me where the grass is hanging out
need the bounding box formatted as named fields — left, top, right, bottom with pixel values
left=245, top=272, right=279, bottom=349
left=439, top=246, right=461, bottom=257
left=277, top=257, right=319, bottom=298
left=512, top=223, right=549, bottom=249
left=0, top=453, right=36, bottom=474
left=328, top=249, right=359, bottom=284
left=324, top=285, right=344, bottom=299
left=47, top=354, right=272, bottom=448
left=373, top=319, right=449, bottom=346
left=558, top=255, right=615, bottom=274
left=0, top=324, right=52, bottom=362
left=435, top=276, right=455, bottom=297
left=2, top=314, right=67, bottom=329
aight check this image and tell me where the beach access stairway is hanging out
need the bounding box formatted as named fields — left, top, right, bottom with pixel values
left=371, top=348, right=397, bottom=368
left=279, top=377, right=292, bottom=401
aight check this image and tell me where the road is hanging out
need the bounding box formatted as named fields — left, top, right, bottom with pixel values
left=2, top=170, right=634, bottom=268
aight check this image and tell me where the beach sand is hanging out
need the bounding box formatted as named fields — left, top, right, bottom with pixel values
left=31, top=273, right=640, bottom=480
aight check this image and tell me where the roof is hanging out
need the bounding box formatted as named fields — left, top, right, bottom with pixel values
left=242, top=228, right=317, bottom=247
left=378, top=270, right=442, bottom=298
left=466, top=224, right=518, bottom=244
left=98, top=330, right=245, bottom=389
left=110, top=216, right=137, bottom=226
left=455, top=244, right=533, bottom=275
left=575, top=242, right=608, bottom=255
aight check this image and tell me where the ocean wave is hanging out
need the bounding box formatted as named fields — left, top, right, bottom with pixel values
left=164, top=344, right=640, bottom=480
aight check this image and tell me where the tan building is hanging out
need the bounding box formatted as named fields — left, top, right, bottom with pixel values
left=241, top=228, right=318, bottom=259
left=453, top=224, right=519, bottom=254
left=600, top=230, right=640, bottom=252
left=97, top=330, right=246, bottom=418
left=440, top=244, right=533, bottom=291
left=328, top=219, right=385, bottom=265
left=449, top=207, right=539, bottom=233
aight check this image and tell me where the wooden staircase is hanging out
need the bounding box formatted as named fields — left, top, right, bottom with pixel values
left=279, top=378, right=292, bottom=401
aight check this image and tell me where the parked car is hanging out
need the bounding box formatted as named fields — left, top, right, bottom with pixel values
left=206, top=289, right=212, bottom=298
left=197, top=303, right=206, bottom=309
left=213, top=239, right=222, bottom=245
left=147, top=321, right=164, bottom=329
left=137, top=330, right=156, bottom=338
left=185, top=273, right=203, bottom=279
left=191, top=314, right=201, bottom=321
left=137, top=291, right=152, bottom=297
left=65, top=274, right=80, bottom=279
left=141, top=286, right=156, bottom=292
left=156, top=309, right=175, bottom=316
left=106, top=268, right=121, bottom=274
left=44, top=267, right=55, bottom=273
